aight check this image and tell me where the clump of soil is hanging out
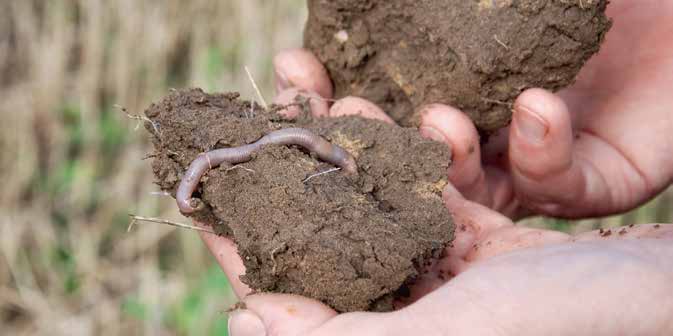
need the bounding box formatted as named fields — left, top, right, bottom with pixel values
left=304, top=0, right=612, bottom=132
left=144, top=88, right=453, bottom=312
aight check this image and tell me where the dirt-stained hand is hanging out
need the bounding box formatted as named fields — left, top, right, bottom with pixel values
left=275, top=2, right=673, bottom=220
left=217, top=191, right=673, bottom=336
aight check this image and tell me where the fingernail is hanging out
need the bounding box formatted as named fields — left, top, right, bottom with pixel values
left=514, top=105, right=548, bottom=143
left=419, top=126, right=448, bottom=144
left=228, top=309, right=266, bottom=336
left=274, top=68, right=291, bottom=94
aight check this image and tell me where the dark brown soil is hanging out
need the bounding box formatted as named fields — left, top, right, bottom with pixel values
left=144, top=88, right=453, bottom=312
left=304, top=0, right=612, bottom=132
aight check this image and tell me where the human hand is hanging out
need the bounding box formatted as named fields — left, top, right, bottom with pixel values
left=419, top=0, right=673, bottom=219
left=273, top=1, right=673, bottom=219
left=204, top=191, right=673, bottom=336
left=227, top=238, right=673, bottom=336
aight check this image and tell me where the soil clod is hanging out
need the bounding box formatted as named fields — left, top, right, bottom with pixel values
left=144, top=88, right=454, bottom=312
left=304, top=0, right=612, bottom=132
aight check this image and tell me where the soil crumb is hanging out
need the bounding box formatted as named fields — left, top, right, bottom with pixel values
left=144, top=88, right=454, bottom=312
left=304, top=0, right=612, bottom=132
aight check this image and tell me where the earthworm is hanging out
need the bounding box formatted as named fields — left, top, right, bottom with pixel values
left=176, top=128, right=357, bottom=214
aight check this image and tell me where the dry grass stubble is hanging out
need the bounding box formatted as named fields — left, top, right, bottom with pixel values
left=0, top=0, right=670, bottom=334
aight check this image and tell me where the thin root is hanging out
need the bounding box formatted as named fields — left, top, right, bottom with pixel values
left=167, top=149, right=184, bottom=160
left=115, top=104, right=162, bottom=139
left=303, top=167, right=342, bottom=183
left=204, top=152, right=213, bottom=169
left=244, top=66, right=268, bottom=110
left=269, top=96, right=338, bottom=117
left=493, top=35, right=510, bottom=50
left=270, top=243, right=287, bottom=275
left=225, top=164, right=256, bottom=174
left=127, top=214, right=216, bottom=235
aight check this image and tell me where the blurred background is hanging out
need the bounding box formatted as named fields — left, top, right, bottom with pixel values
left=0, top=1, right=670, bottom=335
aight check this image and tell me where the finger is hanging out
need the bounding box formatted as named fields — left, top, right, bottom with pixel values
left=393, top=256, right=462, bottom=309
left=196, top=222, right=251, bottom=298
left=509, top=88, right=653, bottom=218
left=509, top=88, right=573, bottom=188
left=411, top=188, right=558, bottom=295
left=508, top=89, right=588, bottom=217
left=233, top=293, right=405, bottom=336
left=228, top=310, right=266, bottom=336
left=273, top=48, right=333, bottom=98
left=446, top=219, right=477, bottom=258
left=419, top=104, right=492, bottom=207
left=328, top=96, right=395, bottom=124
left=229, top=293, right=336, bottom=336
left=273, top=87, right=330, bottom=119
left=466, top=226, right=571, bottom=263
left=395, top=214, right=480, bottom=307
left=443, top=184, right=513, bottom=243
left=393, top=259, right=441, bottom=309
left=573, top=224, right=673, bottom=241
left=439, top=184, right=513, bottom=275
left=396, top=218, right=476, bottom=307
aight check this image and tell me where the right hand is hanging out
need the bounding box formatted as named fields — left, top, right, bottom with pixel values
left=199, top=180, right=673, bottom=336
left=272, top=0, right=673, bottom=220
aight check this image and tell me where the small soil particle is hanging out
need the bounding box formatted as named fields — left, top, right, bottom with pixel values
left=144, top=88, right=454, bottom=312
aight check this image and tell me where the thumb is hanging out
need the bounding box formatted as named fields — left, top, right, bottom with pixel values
left=508, top=88, right=587, bottom=216
left=509, top=88, right=659, bottom=218
left=228, top=293, right=335, bottom=336
left=229, top=293, right=405, bottom=336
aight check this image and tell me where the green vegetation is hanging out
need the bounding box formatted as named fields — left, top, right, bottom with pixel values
left=122, top=266, right=233, bottom=335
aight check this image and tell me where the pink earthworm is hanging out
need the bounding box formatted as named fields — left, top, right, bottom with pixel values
left=176, top=127, right=357, bottom=214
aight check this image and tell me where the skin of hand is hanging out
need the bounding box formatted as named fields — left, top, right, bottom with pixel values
left=226, top=238, right=673, bottom=336
left=203, top=190, right=673, bottom=336
left=198, top=57, right=673, bottom=334
left=277, top=1, right=673, bottom=219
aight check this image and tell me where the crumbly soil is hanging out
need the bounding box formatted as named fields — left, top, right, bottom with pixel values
left=144, top=88, right=453, bottom=312
left=304, top=0, right=612, bottom=132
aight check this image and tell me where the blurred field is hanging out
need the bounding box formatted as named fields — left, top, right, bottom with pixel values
left=0, top=1, right=670, bottom=335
